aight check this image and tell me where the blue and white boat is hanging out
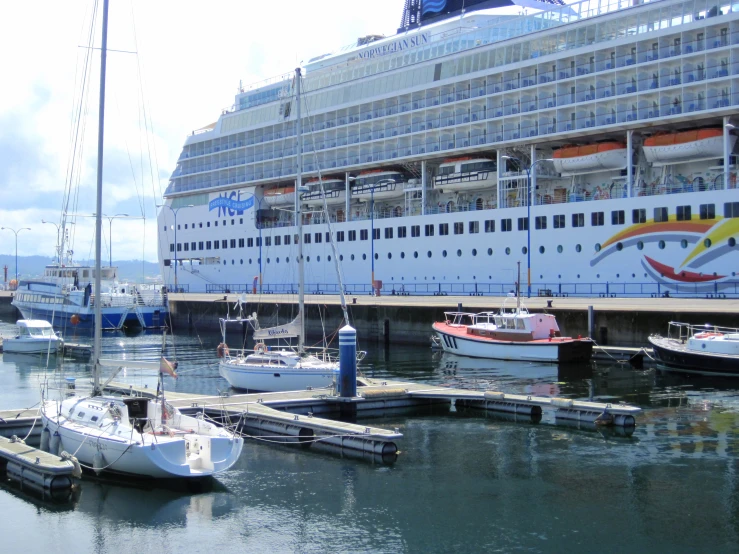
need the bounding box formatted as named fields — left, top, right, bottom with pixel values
left=12, top=263, right=168, bottom=330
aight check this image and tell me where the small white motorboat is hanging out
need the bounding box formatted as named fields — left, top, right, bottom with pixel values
left=2, top=320, right=63, bottom=354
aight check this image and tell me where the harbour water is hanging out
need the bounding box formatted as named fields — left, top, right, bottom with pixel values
left=1, top=316, right=738, bottom=553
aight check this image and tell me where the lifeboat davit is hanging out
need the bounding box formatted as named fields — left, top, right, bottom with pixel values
left=552, top=142, right=627, bottom=175
left=262, top=186, right=295, bottom=206
left=643, top=128, right=735, bottom=165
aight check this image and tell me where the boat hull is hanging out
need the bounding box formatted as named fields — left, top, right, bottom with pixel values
left=219, top=361, right=338, bottom=392
left=648, top=335, right=739, bottom=376
left=41, top=405, right=243, bottom=479
left=433, top=323, right=592, bottom=363
left=15, top=304, right=167, bottom=330
left=2, top=337, right=62, bottom=354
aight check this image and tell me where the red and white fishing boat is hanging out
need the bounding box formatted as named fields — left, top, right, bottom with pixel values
left=433, top=156, right=497, bottom=192
left=552, top=142, right=627, bottom=174
left=643, top=128, right=736, bottom=165
left=432, top=297, right=593, bottom=363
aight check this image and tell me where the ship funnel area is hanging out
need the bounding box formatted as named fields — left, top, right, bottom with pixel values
left=339, top=325, right=357, bottom=398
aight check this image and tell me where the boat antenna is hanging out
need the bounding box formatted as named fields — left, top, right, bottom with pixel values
left=93, top=0, right=110, bottom=396
left=296, top=67, right=305, bottom=354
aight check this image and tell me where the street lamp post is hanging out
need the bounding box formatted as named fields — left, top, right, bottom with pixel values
left=502, top=156, right=552, bottom=298
left=366, top=179, right=395, bottom=294
left=41, top=219, right=63, bottom=265
left=103, top=213, right=130, bottom=267
left=157, top=204, right=193, bottom=291
left=1, top=226, right=31, bottom=285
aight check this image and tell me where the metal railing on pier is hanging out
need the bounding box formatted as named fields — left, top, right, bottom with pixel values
left=190, top=280, right=739, bottom=299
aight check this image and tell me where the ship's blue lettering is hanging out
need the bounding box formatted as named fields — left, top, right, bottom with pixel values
left=208, top=192, right=254, bottom=216
left=358, top=33, right=429, bottom=59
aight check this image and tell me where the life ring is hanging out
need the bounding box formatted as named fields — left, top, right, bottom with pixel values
left=216, top=342, right=230, bottom=358
left=694, top=332, right=723, bottom=340
left=254, top=342, right=267, bottom=354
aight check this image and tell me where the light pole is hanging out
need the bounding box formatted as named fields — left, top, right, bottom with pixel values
left=102, top=213, right=132, bottom=267
left=366, top=179, right=395, bottom=293
left=502, top=156, right=552, bottom=298
left=1, top=227, right=31, bottom=285
left=41, top=219, right=63, bottom=265
left=157, top=204, right=193, bottom=291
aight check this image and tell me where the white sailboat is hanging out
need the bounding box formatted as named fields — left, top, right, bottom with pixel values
left=218, top=68, right=359, bottom=393
left=40, top=0, right=243, bottom=479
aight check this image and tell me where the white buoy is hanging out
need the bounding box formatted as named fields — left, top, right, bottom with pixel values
left=40, top=427, right=51, bottom=453
left=49, top=431, right=61, bottom=456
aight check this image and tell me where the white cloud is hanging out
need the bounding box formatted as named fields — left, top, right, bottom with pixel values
left=0, top=0, right=401, bottom=262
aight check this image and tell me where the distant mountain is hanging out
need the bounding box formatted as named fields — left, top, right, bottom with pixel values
left=0, top=255, right=159, bottom=283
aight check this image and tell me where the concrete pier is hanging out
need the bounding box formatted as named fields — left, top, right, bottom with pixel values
left=166, top=292, right=739, bottom=346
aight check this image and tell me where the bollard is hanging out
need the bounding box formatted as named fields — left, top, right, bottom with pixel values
left=588, top=305, right=594, bottom=338
left=457, top=302, right=463, bottom=312
left=339, top=325, right=357, bottom=398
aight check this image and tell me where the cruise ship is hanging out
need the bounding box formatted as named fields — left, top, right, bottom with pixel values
left=158, top=0, right=739, bottom=297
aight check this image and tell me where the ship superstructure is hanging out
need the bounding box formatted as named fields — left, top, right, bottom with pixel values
left=159, top=0, right=739, bottom=296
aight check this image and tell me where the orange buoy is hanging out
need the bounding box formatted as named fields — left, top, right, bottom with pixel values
left=70, top=314, right=80, bottom=326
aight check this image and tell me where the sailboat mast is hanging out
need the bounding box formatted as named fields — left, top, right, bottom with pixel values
left=93, top=0, right=109, bottom=394
left=296, top=67, right=305, bottom=354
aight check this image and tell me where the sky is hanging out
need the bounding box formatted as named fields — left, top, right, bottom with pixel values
left=0, top=0, right=401, bottom=263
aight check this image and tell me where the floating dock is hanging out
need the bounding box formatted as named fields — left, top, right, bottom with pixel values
left=0, top=435, right=78, bottom=493
left=63, top=343, right=92, bottom=358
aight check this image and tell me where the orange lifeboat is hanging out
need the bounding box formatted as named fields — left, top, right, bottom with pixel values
left=643, top=128, right=733, bottom=164
left=552, top=142, right=627, bottom=174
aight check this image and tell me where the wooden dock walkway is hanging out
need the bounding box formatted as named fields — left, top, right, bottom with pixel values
left=0, top=435, right=78, bottom=492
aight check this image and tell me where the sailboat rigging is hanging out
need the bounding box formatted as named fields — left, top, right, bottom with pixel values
left=218, top=67, right=362, bottom=393
left=41, top=0, right=243, bottom=479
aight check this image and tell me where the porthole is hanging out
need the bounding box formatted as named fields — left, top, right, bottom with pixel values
left=339, top=255, right=343, bottom=261
left=637, top=241, right=644, bottom=250
left=328, top=255, right=332, bottom=262
left=704, top=238, right=712, bottom=248
left=658, top=240, right=665, bottom=250
left=276, top=258, right=280, bottom=264
left=401, top=252, right=405, bottom=259
left=427, top=251, right=432, bottom=258
left=351, top=254, right=355, bottom=261
left=223, top=260, right=227, bottom=265
left=414, top=251, right=418, bottom=258
left=306, top=256, right=310, bottom=262
left=457, top=249, right=462, bottom=257
left=487, top=248, right=493, bottom=256
left=632, top=273, right=635, bottom=278
left=681, top=239, right=688, bottom=249
left=249, top=258, right=252, bottom=264
left=595, top=243, right=601, bottom=252
left=616, top=273, right=620, bottom=278
left=443, top=250, right=448, bottom=257
left=505, top=247, right=511, bottom=255
left=231, top=260, right=234, bottom=265
left=539, top=246, right=544, bottom=254
left=596, top=274, right=600, bottom=278
left=616, top=242, right=623, bottom=251
left=362, top=254, right=367, bottom=260
left=522, top=246, right=527, bottom=255
left=286, top=257, right=290, bottom=263
left=317, top=256, right=321, bottom=262
left=577, top=274, right=580, bottom=278
left=729, top=237, right=736, bottom=247
left=240, top=259, right=243, bottom=265
left=557, top=245, right=563, bottom=253
left=575, top=244, right=582, bottom=253
left=387, top=253, right=392, bottom=259
left=472, top=248, right=477, bottom=256
left=374, top=253, right=378, bottom=260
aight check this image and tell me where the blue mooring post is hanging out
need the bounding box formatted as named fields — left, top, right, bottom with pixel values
left=339, top=324, right=357, bottom=397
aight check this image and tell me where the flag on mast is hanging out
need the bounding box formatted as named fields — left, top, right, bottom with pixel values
left=160, top=357, right=178, bottom=378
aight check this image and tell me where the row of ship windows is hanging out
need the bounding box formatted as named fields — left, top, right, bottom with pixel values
left=168, top=233, right=739, bottom=267
left=168, top=202, right=739, bottom=251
